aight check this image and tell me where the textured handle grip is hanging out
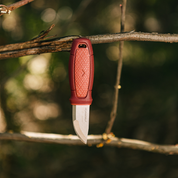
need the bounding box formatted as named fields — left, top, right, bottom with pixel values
left=75, top=48, right=90, bottom=98
left=69, top=38, right=94, bottom=105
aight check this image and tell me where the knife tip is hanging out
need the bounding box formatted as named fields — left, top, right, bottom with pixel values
left=73, top=120, right=88, bottom=144
left=81, top=138, right=87, bottom=144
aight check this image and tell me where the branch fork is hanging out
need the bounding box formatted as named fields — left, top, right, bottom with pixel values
left=0, top=0, right=34, bottom=16
left=0, top=5, right=11, bottom=14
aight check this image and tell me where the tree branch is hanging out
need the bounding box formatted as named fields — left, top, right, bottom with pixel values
left=1, top=31, right=178, bottom=60
left=31, top=24, right=56, bottom=42
left=0, top=0, right=34, bottom=16
left=0, top=131, right=178, bottom=155
left=105, top=0, right=127, bottom=135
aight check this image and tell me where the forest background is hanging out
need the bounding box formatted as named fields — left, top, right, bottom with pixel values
left=1, top=0, right=178, bottom=177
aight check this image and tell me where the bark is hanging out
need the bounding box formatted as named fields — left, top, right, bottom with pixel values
left=1, top=32, right=178, bottom=60
left=0, top=132, right=178, bottom=155
left=0, top=0, right=34, bottom=16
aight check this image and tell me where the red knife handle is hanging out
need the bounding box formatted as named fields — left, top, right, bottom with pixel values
left=69, top=38, right=94, bottom=105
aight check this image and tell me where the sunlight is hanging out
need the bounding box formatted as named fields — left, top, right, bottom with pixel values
left=23, top=74, right=43, bottom=90
left=33, top=102, right=61, bottom=120
left=41, top=8, right=56, bottom=22
left=106, top=45, right=119, bottom=61
left=57, top=6, right=73, bottom=21
left=144, top=17, right=161, bottom=32
left=0, top=107, right=6, bottom=132
left=2, top=12, right=17, bottom=32
left=28, top=55, right=49, bottom=74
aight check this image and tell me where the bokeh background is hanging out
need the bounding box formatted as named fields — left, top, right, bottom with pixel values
left=1, top=0, right=178, bottom=177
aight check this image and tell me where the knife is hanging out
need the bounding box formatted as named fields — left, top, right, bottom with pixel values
left=69, top=38, right=94, bottom=144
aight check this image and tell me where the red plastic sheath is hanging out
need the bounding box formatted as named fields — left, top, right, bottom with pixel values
left=69, top=38, right=94, bottom=105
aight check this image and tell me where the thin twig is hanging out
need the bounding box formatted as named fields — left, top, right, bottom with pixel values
left=0, top=0, right=34, bottom=16
left=105, top=0, right=127, bottom=135
left=0, top=131, right=178, bottom=155
left=31, top=24, right=56, bottom=42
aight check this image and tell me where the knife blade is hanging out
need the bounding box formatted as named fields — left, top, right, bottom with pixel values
left=69, top=38, right=94, bottom=144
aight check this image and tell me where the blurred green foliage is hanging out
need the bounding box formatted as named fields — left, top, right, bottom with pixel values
left=1, top=0, right=178, bottom=177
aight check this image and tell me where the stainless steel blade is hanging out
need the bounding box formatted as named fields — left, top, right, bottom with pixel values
left=72, top=105, right=90, bottom=144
